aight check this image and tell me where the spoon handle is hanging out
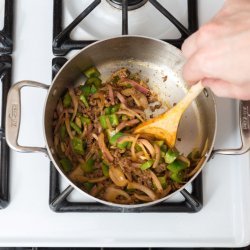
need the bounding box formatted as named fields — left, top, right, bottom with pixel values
left=176, top=81, right=204, bottom=111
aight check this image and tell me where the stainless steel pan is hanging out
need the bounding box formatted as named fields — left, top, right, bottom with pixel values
left=5, top=36, right=250, bottom=208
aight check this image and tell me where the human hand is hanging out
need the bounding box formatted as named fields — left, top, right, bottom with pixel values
left=182, top=0, right=250, bottom=100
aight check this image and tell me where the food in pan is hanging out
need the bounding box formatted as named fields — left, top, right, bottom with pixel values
left=52, top=66, right=202, bottom=204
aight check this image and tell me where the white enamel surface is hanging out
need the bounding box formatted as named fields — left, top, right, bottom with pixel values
left=0, top=0, right=250, bottom=247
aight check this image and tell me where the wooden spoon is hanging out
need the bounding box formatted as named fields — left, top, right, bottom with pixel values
left=133, top=81, right=204, bottom=148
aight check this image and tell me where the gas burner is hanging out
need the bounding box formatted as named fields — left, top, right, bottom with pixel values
left=106, top=0, right=148, bottom=10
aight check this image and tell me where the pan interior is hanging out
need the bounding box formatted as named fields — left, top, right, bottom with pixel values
left=44, top=36, right=216, bottom=207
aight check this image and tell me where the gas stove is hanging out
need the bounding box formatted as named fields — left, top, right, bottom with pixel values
left=0, top=0, right=250, bottom=248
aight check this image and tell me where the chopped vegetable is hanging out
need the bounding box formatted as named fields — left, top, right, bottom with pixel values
left=83, top=182, right=95, bottom=191
left=86, top=77, right=102, bottom=88
left=70, top=121, right=82, bottom=135
left=110, top=104, right=120, bottom=113
left=63, top=92, right=71, bottom=107
left=109, top=132, right=124, bottom=145
left=164, top=148, right=179, bottom=164
left=99, top=115, right=108, bottom=129
left=83, top=66, right=100, bottom=78
left=140, top=159, right=154, bottom=171
left=79, top=94, right=89, bottom=108
left=158, top=176, right=167, bottom=189
left=60, top=124, right=66, bottom=140
left=90, top=84, right=97, bottom=94
left=81, top=158, right=95, bottom=173
left=109, top=114, right=119, bottom=127
left=80, top=116, right=91, bottom=125
left=102, top=163, right=109, bottom=177
left=167, top=160, right=188, bottom=173
left=170, top=171, right=183, bottom=183
left=60, top=158, right=73, bottom=173
left=155, top=140, right=164, bottom=147
left=80, top=85, right=91, bottom=97
left=99, top=114, right=119, bottom=129
left=71, top=137, right=84, bottom=155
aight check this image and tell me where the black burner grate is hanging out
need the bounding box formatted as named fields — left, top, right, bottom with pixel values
left=0, top=0, right=14, bottom=54
left=0, top=55, right=12, bottom=209
left=49, top=57, right=203, bottom=213
left=53, top=0, right=198, bottom=56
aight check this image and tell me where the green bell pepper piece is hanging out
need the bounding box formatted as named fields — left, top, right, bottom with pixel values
left=170, top=171, right=183, bottom=183
left=109, top=114, right=119, bottom=127
left=155, top=140, right=164, bottom=147
left=160, top=144, right=168, bottom=153
left=81, top=158, right=95, bottom=173
left=167, top=160, right=187, bottom=173
left=71, top=137, right=84, bottom=155
left=80, top=116, right=91, bottom=126
left=86, top=77, right=102, bottom=88
left=164, top=148, right=179, bottom=164
left=83, top=66, right=101, bottom=78
left=102, top=162, right=109, bottom=177
left=110, top=104, right=120, bottom=113
left=63, top=92, right=71, bottom=108
left=109, top=132, right=123, bottom=145
left=79, top=94, right=89, bottom=108
left=104, top=106, right=112, bottom=115
left=60, top=124, right=66, bottom=140
left=70, top=121, right=82, bottom=135
left=140, top=159, right=154, bottom=171
left=158, top=176, right=167, bottom=189
left=60, top=158, right=73, bottom=173
left=83, top=182, right=95, bottom=191
left=90, top=84, right=97, bottom=94
left=99, top=115, right=108, bottom=129
left=80, top=85, right=91, bottom=97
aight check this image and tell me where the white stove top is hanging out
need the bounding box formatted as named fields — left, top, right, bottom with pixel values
left=1, top=0, right=250, bottom=247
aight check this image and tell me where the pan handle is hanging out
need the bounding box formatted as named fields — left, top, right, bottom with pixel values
left=212, top=100, right=250, bottom=157
left=5, top=81, right=49, bottom=155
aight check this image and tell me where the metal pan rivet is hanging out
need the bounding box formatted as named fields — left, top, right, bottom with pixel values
left=52, top=88, right=57, bottom=96
left=203, top=88, right=209, bottom=97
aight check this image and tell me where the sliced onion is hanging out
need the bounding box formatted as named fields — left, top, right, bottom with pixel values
left=87, top=176, right=107, bottom=183
left=115, top=119, right=139, bottom=133
left=138, top=139, right=155, bottom=158
left=90, top=183, right=104, bottom=196
left=109, top=166, right=128, bottom=187
left=187, top=156, right=206, bottom=177
left=131, top=134, right=139, bottom=161
left=127, top=182, right=157, bottom=201
left=134, top=193, right=152, bottom=202
left=149, top=170, right=163, bottom=193
left=152, top=144, right=160, bottom=168
left=68, top=88, right=78, bottom=121
left=65, top=111, right=74, bottom=139
left=137, top=142, right=150, bottom=160
left=104, top=186, right=131, bottom=203
left=117, top=135, right=136, bottom=144
left=56, top=99, right=63, bottom=116
left=54, top=113, right=65, bottom=134
left=98, top=132, right=114, bottom=162
left=160, top=185, right=172, bottom=198
left=120, top=79, right=150, bottom=95
left=116, top=110, right=135, bottom=118
left=120, top=104, right=144, bottom=122
left=107, top=84, right=115, bottom=105
left=178, top=155, right=190, bottom=167
left=116, top=92, right=127, bottom=105
left=121, top=88, right=148, bottom=109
